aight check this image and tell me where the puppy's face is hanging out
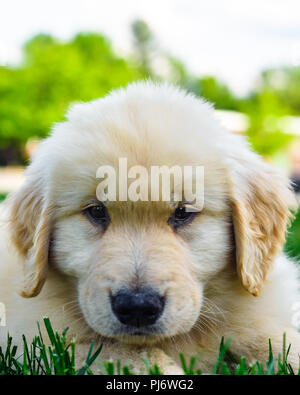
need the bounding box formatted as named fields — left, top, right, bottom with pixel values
left=9, top=83, right=294, bottom=344
left=53, top=178, right=230, bottom=343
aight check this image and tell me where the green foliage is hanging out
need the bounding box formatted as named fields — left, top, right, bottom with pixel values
left=190, top=76, right=240, bottom=111
left=259, top=67, right=300, bottom=114
left=241, top=89, right=296, bottom=155
left=236, top=67, right=300, bottom=156
left=0, top=319, right=299, bottom=375
left=0, top=192, right=7, bottom=202
left=285, top=209, right=300, bottom=260
left=0, top=32, right=144, bottom=152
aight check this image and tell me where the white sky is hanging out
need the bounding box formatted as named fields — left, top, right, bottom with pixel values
left=0, top=0, right=300, bottom=95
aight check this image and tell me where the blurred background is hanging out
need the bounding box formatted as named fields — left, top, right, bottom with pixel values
left=0, top=0, right=299, bottom=258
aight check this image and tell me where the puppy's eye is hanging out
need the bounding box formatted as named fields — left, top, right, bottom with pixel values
left=84, top=203, right=110, bottom=228
left=168, top=206, right=197, bottom=229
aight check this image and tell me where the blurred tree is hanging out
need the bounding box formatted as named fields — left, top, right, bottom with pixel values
left=0, top=33, right=143, bottom=163
left=131, top=20, right=155, bottom=76
left=240, top=70, right=298, bottom=156
left=166, top=56, right=190, bottom=86
left=259, top=67, right=300, bottom=114
left=189, top=76, right=239, bottom=111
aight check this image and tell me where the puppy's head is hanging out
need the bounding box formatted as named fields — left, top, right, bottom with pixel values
left=9, top=82, right=296, bottom=343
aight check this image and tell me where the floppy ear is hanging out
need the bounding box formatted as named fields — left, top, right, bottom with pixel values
left=228, top=149, right=296, bottom=296
left=8, top=177, right=51, bottom=298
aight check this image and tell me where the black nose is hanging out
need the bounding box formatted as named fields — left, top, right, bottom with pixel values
left=111, top=289, right=165, bottom=327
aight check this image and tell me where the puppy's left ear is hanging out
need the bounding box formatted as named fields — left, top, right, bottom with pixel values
left=228, top=145, right=296, bottom=296
left=8, top=176, right=52, bottom=298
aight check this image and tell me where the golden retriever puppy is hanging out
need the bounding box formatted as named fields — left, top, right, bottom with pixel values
left=0, top=82, right=299, bottom=373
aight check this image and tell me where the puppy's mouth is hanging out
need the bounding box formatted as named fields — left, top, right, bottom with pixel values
left=112, top=324, right=167, bottom=344
left=128, top=330, right=150, bottom=336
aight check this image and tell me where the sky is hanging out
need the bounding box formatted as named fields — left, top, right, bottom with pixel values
left=0, top=0, right=300, bottom=95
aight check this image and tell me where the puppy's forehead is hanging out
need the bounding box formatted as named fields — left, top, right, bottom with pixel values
left=45, top=84, right=229, bottom=213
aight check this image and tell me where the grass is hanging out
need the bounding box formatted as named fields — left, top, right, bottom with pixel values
left=0, top=318, right=299, bottom=375
left=0, top=318, right=102, bottom=375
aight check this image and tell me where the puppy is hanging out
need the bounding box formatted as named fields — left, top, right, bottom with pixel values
left=0, top=82, right=299, bottom=373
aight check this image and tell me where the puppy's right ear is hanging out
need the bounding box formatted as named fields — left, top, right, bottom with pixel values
left=227, top=141, right=296, bottom=296
left=8, top=176, right=51, bottom=298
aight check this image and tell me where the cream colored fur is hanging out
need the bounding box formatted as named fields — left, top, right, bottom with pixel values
left=0, top=82, right=299, bottom=374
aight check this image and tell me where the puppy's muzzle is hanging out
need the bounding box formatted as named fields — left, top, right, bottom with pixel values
left=111, top=289, right=165, bottom=328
